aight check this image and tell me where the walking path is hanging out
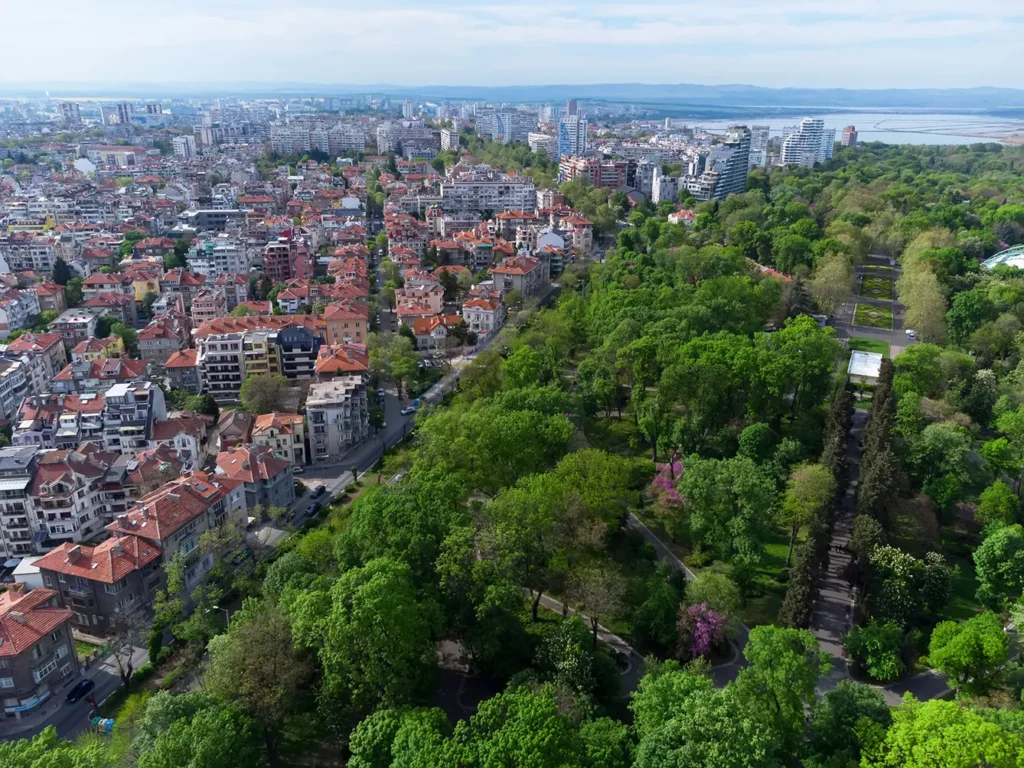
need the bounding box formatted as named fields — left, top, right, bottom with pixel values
left=809, top=408, right=865, bottom=693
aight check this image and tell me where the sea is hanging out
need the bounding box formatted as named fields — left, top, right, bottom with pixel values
left=694, top=112, right=1024, bottom=145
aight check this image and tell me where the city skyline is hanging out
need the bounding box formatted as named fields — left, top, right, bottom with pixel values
left=2, top=0, right=1021, bottom=90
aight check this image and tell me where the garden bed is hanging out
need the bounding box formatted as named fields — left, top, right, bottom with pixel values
left=859, top=275, right=894, bottom=301
left=853, top=304, right=894, bottom=330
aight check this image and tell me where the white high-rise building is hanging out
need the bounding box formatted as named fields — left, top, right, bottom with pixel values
left=172, top=135, right=197, bottom=158
left=402, top=100, right=415, bottom=119
left=59, top=102, right=82, bottom=128
left=558, top=115, right=587, bottom=157
left=495, top=111, right=536, bottom=144
left=780, top=118, right=835, bottom=168
left=749, top=125, right=770, bottom=168
left=528, top=132, right=558, bottom=160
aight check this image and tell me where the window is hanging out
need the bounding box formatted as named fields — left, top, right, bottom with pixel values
left=55, top=644, right=68, bottom=660
left=103, top=579, right=127, bottom=595
left=57, top=572, right=66, bottom=583
left=180, top=537, right=197, bottom=556
left=0, top=678, right=13, bottom=689
left=43, top=575, right=53, bottom=587
left=50, top=629, right=63, bottom=643
left=33, top=658, right=58, bottom=682
left=59, top=663, right=73, bottom=679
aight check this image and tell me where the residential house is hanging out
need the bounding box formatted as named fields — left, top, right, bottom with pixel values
left=150, top=413, right=206, bottom=469
left=35, top=537, right=163, bottom=636
left=314, top=344, right=369, bottom=381
left=0, top=585, right=78, bottom=720
left=137, top=314, right=189, bottom=366
left=323, top=303, right=367, bottom=345
left=462, top=297, right=503, bottom=336
left=105, top=472, right=247, bottom=590
left=33, top=282, right=67, bottom=314
left=216, top=411, right=252, bottom=450
left=70, top=336, right=124, bottom=363
left=164, top=349, right=201, bottom=393
left=0, top=290, right=42, bottom=340
left=411, top=315, right=463, bottom=351
left=216, top=445, right=295, bottom=511
left=82, top=292, right=137, bottom=326
left=161, top=269, right=206, bottom=310
left=252, top=413, right=306, bottom=467
left=5, top=333, right=67, bottom=381
left=12, top=393, right=106, bottom=451
left=214, top=273, right=250, bottom=311
left=492, top=254, right=544, bottom=297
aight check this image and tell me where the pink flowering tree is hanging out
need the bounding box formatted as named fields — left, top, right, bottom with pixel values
left=676, top=602, right=727, bottom=661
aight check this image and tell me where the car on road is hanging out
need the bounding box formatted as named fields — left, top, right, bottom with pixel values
left=400, top=406, right=417, bottom=416
left=293, top=465, right=304, bottom=474
left=305, top=502, right=321, bottom=517
left=65, top=678, right=95, bottom=705
left=905, top=329, right=917, bottom=339
left=312, top=485, right=327, bottom=498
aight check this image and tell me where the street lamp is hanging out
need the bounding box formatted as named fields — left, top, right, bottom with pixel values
left=208, top=605, right=230, bottom=628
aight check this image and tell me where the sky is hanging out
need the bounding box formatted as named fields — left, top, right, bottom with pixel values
left=3, top=0, right=1022, bottom=90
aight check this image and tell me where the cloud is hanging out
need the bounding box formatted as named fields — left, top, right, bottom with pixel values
left=1, top=0, right=1020, bottom=88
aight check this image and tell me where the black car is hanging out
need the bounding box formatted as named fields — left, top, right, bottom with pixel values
left=65, top=678, right=95, bottom=704
left=305, top=502, right=321, bottom=517
left=312, top=485, right=327, bottom=498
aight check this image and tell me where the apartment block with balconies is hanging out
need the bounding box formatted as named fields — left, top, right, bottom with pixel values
left=197, top=333, right=245, bottom=402
left=0, top=448, right=39, bottom=561
left=306, top=376, right=370, bottom=465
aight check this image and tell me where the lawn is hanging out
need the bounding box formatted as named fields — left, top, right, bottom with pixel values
left=859, top=275, right=894, bottom=301
left=75, top=640, right=101, bottom=659
left=848, top=336, right=890, bottom=357
left=853, top=303, right=894, bottom=330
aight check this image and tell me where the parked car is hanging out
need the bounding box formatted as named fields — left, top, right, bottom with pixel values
left=305, top=502, right=321, bottom=517
left=400, top=406, right=417, bottom=416
left=293, top=465, right=304, bottom=474
left=65, top=678, right=95, bottom=705
left=312, top=485, right=327, bottom=498
left=905, top=329, right=917, bottom=339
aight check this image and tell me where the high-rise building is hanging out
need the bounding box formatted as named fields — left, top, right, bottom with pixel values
left=116, top=102, right=133, bottom=125
left=528, top=132, right=558, bottom=160
left=780, top=118, right=835, bottom=167
left=749, top=125, right=770, bottom=168
left=172, top=135, right=197, bottom=158
left=145, top=103, right=161, bottom=114
left=402, top=99, right=415, bottom=119
left=841, top=125, right=858, bottom=147
left=704, top=125, right=751, bottom=200
left=557, top=115, right=587, bottom=158
left=59, top=102, right=82, bottom=128
left=495, top=111, right=536, bottom=144
left=565, top=99, right=579, bottom=117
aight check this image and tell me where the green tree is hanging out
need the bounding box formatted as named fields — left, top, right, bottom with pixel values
left=138, top=705, right=264, bottom=768
left=732, top=626, right=831, bottom=753
left=204, top=600, right=311, bottom=761
left=239, top=373, right=290, bottom=414
left=780, top=463, right=835, bottom=565
left=579, top=717, right=632, bottom=768
left=809, top=680, right=892, bottom=766
left=110, top=321, right=138, bottom=356
left=863, top=696, right=1024, bottom=768
left=977, top=480, right=1019, bottom=529
left=974, top=524, right=1024, bottom=607
left=927, top=612, right=1009, bottom=693
left=52, top=258, right=73, bottom=285
left=94, top=314, right=114, bottom=339
left=844, top=621, right=906, bottom=681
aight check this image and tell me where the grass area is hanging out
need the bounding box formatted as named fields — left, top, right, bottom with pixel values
left=853, top=303, right=894, bottom=330
left=859, top=275, right=894, bottom=300
left=864, top=264, right=895, bottom=272
left=854, top=396, right=873, bottom=412
left=75, top=639, right=101, bottom=659
left=582, top=415, right=648, bottom=458
left=848, top=336, right=891, bottom=357
left=731, top=529, right=795, bottom=627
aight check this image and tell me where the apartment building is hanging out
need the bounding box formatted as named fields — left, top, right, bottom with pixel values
left=0, top=585, right=78, bottom=720
left=0, top=290, right=42, bottom=340
left=50, top=358, right=146, bottom=395
left=0, top=448, right=40, bottom=560
left=190, top=287, right=228, bottom=326
left=0, top=232, right=57, bottom=273
left=462, top=297, right=504, bottom=336
left=439, top=166, right=537, bottom=214
left=0, top=359, right=29, bottom=422
left=161, top=268, right=207, bottom=310
left=105, top=472, right=247, bottom=590
left=273, top=325, right=321, bottom=381
left=101, top=382, right=167, bottom=455
left=492, top=254, right=544, bottom=297
left=323, top=303, right=367, bottom=345
left=35, top=537, right=163, bottom=636
left=197, top=333, right=245, bottom=401
left=5, top=334, right=67, bottom=383
left=214, top=273, right=250, bottom=311
left=172, top=135, right=197, bottom=158
left=306, top=377, right=370, bottom=465
left=32, top=282, right=67, bottom=314
left=528, top=132, right=558, bottom=160
left=557, top=115, right=587, bottom=157
left=780, top=118, right=835, bottom=168
left=12, top=393, right=105, bottom=451
left=137, top=314, right=189, bottom=366
left=216, top=445, right=295, bottom=511
left=30, top=449, right=111, bottom=548
left=50, top=310, right=99, bottom=348
left=313, top=344, right=369, bottom=381
left=495, top=111, right=536, bottom=144
left=557, top=156, right=628, bottom=188
left=188, top=234, right=251, bottom=278
left=252, top=413, right=307, bottom=467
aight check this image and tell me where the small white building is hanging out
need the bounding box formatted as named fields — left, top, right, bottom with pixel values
left=848, top=350, right=883, bottom=384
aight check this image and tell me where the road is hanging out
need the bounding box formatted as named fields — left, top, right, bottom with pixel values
left=0, top=645, right=147, bottom=743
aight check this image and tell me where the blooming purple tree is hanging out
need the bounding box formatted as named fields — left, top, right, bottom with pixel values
left=676, top=602, right=726, bottom=660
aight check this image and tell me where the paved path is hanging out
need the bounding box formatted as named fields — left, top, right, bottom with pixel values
left=809, top=409, right=865, bottom=693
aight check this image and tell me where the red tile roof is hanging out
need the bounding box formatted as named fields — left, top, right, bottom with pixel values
left=252, top=412, right=304, bottom=437
left=314, top=344, right=369, bottom=376
left=216, top=445, right=291, bottom=483
left=193, top=315, right=325, bottom=340
left=164, top=349, right=198, bottom=369
left=0, top=586, right=73, bottom=657
left=35, top=537, right=162, bottom=585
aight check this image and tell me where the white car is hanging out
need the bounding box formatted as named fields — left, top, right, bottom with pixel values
left=400, top=406, right=417, bottom=416
left=905, top=329, right=916, bottom=339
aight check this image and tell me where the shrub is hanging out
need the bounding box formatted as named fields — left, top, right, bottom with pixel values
left=844, top=621, right=906, bottom=681
left=159, top=665, right=187, bottom=691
